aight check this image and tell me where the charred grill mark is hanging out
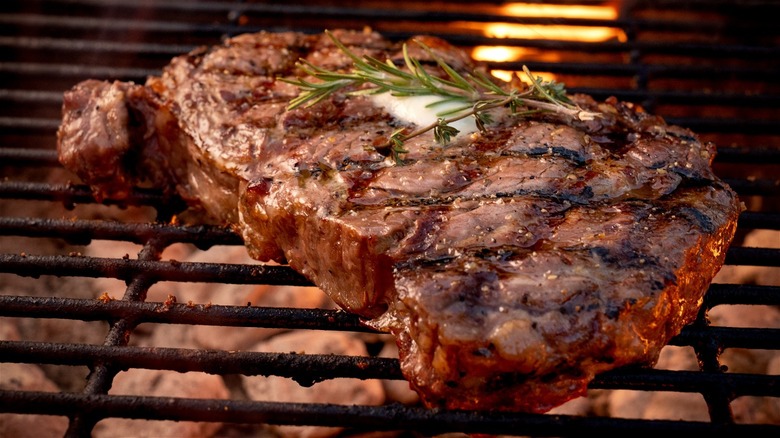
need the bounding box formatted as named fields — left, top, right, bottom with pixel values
left=295, top=161, right=340, bottom=183
left=603, top=297, right=639, bottom=320
left=497, top=188, right=593, bottom=205
left=344, top=188, right=594, bottom=211
left=396, top=242, right=609, bottom=274
left=588, top=246, right=660, bottom=270
left=588, top=245, right=676, bottom=287
left=671, top=170, right=716, bottom=187
left=604, top=302, right=622, bottom=320
left=672, top=205, right=716, bottom=233
left=578, top=185, right=594, bottom=200
left=588, top=131, right=640, bottom=159
left=664, top=130, right=698, bottom=143
left=454, top=271, right=500, bottom=305
left=505, top=146, right=588, bottom=166
left=394, top=254, right=457, bottom=272
left=588, top=246, right=616, bottom=264
left=473, top=247, right=516, bottom=263
left=394, top=245, right=544, bottom=273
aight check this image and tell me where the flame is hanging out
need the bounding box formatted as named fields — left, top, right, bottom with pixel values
left=470, top=2, right=625, bottom=82
left=499, top=3, right=620, bottom=20
left=490, top=68, right=559, bottom=84
left=483, top=2, right=623, bottom=41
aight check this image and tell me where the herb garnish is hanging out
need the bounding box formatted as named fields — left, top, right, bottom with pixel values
left=283, top=30, right=599, bottom=164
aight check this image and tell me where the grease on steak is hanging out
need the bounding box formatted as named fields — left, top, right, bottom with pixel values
left=57, top=29, right=742, bottom=413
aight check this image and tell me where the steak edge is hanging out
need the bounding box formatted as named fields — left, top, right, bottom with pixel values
left=57, top=29, right=743, bottom=412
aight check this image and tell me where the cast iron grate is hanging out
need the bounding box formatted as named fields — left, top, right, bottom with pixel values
left=1, top=0, right=780, bottom=436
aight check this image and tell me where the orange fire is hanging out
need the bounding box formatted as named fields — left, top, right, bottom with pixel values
left=469, top=2, right=626, bottom=82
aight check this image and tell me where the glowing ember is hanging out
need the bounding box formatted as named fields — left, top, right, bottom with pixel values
left=470, top=2, right=625, bottom=82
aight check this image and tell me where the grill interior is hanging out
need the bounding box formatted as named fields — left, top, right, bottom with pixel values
left=1, top=0, right=779, bottom=437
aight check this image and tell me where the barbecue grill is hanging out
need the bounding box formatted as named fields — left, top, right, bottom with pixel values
left=1, top=0, right=779, bottom=436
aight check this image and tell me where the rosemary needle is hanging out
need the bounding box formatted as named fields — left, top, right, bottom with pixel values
left=282, top=30, right=599, bottom=164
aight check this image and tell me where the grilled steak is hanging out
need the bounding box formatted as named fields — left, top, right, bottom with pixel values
left=57, top=29, right=742, bottom=412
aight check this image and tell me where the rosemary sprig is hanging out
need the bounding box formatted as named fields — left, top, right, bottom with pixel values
left=282, top=30, right=599, bottom=164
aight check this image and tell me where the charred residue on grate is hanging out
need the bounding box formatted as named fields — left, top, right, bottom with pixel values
left=1, top=1, right=779, bottom=437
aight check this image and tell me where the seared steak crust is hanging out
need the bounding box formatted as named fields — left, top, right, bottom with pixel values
left=57, top=30, right=742, bottom=412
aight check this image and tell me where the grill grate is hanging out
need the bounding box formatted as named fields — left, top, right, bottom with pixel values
left=2, top=0, right=780, bottom=437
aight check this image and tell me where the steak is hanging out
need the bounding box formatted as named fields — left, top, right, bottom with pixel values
left=57, top=29, right=742, bottom=413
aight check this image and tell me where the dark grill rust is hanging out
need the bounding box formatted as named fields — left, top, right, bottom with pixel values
left=1, top=0, right=780, bottom=437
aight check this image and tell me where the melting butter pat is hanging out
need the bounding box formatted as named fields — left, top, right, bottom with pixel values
left=369, top=93, right=478, bottom=137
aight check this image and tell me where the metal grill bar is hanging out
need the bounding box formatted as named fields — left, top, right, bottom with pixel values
left=56, top=239, right=160, bottom=436
left=2, top=340, right=779, bottom=397
left=672, top=325, right=780, bottom=351
left=571, top=87, right=780, bottom=108
left=2, top=390, right=777, bottom=437
left=0, top=148, right=62, bottom=164
left=0, top=182, right=188, bottom=219
left=662, top=118, right=780, bottom=136
left=723, top=247, right=780, bottom=267
left=704, top=283, right=780, bottom=307
left=0, top=217, right=242, bottom=247
left=0, top=295, right=371, bottom=331
left=720, top=178, right=779, bottom=197
left=0, top=253, right=311, bottom=286
left=0, top=61, right=156, bottom=81
left=0, top=12, right=240, bottom=35
left=736, top=211, right=780, bottom=230
left=0, top=116, right=61, bottom=132
left=0, top=341, right=403, bottom=383
left=0, top=36, right=194, bottom=56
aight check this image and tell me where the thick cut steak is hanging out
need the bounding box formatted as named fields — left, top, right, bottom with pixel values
left=57, top=30, right=742, bottom=412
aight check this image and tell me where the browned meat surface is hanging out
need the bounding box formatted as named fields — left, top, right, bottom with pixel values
left=57, top=30, right=742, bottom=413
